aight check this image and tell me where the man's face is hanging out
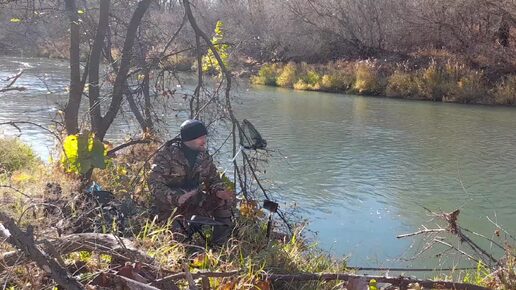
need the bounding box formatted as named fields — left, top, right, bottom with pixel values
left=184, top=135, right=207, bottom=152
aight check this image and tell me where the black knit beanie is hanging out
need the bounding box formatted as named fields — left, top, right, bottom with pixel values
left=180, top=119, right=208, bottom=141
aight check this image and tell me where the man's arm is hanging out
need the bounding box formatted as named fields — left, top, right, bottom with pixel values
left=204, top=154, right=234, bottom=201
left=148, top=151, right=186, bottom=207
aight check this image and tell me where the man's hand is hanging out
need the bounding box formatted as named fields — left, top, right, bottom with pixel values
left=216, top=190, right=235, bottom=201
left=178, top=189, right=198, bottom=206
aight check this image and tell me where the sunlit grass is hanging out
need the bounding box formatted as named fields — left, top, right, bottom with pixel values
left=250, top=55, right=513, bottom=106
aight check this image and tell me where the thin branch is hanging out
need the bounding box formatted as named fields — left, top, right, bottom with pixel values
left=0, top=69, right=26, bottom=93
left=397, top=228, right=446, bottom=239
left=461, top=227, right=506, bottom=252
left=0, top=86, right=27, bottom=93
left=0, top=212, right=84, bottom=290
left=4, top=69, right=24, bottom=87
left=434, top=238, right=481, bottom=264
left=106, top=139, right=153, bottom=157
left=154, top=270, right=489, bottom=290
left=486, top=215, right=516, bottom=241
left=0, top=185, right=32, bottom=199
left=0, top=121, right=62, bottom=142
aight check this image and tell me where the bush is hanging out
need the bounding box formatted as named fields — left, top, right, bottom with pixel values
left=302, top=69, right=321, bottom=85
left=251, top=63, right=280, bottom=86
left=276, top=62, right=298, bottom=88
left=0, top=138, right=37, bottom=174
left=319, top=74, right=348, bottom=91
left=493, top=75, right=516, bottom=105
left=352, top=61, right=383, bottom=95
left=445, top=70, right=487, bottom=104
left=160, top=54, right=194, bottom=72
left=417, top=61, right=450, bottom=101
left=386, top=71, right=420, bottom=98
left=294, top=69, right=321, bottom=91
left=293, top=79, right=321, bottom=91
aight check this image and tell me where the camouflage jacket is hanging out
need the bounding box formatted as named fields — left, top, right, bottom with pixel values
left=148, top=139, right=225, bottom=219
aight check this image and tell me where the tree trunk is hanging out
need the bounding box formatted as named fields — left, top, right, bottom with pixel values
left=142, top=70, right=154, bottom=131
left=88, top=0, right=110, bottom=134
left=98, top=0, right=152, bottom=141
left=63, top=0, right=82, bottom=135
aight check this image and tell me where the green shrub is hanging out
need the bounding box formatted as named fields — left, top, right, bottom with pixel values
left=302, top=70, right=321, bottom=85
left=352, top=62, right=382, bottom=95
left=0, top=138, right=37, bottom=174
left=320, top=74, right=337, bottom=91
left=294, top=69, right=322, bottom=91
left=251, top=63, right=280, bottom=86
left=320, top=71, right=354, bottom=92
left=202, top=21, right=229, bottom=75
left=417, top=61, right=451, bottom=101
left=386, top=71, right=419, bottom=98
left=446, top=70, right=487, bottom=103
left=276, top=62, right=298, bottom=88
left=493, top=75, right=516, bottom=105
left=293, top=79, right=321, bottom=91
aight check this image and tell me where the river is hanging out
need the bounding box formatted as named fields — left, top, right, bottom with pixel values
left=1, top=56, right=515, bottom=271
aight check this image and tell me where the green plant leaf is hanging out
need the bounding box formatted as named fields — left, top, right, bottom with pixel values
left=61, top=133, right=106, bottom=174
left=202, top=21, right=229, bottom=75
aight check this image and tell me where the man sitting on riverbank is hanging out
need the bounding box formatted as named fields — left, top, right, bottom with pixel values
left=147, top=119, right=235, bottom=245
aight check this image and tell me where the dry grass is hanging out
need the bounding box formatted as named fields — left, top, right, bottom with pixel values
left=250, top=52, right=513, bottom=106
left=493, top=75, right=516, bottom=105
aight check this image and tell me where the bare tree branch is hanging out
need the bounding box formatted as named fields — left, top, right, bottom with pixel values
left=0, top=212, right=84, bottom=290
left=0, top=69, right=26, bottom=93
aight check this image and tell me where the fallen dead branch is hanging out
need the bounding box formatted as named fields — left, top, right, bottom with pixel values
left=397, top=209, right=503, bottom=268
left=267, top=273, right=490, bottom=290
left=0, top=211, right=84, bottom=290
left=396, top=227, right=446, bottom=238
left=0, top=69, right=26, bottom=93
left=1, top=233, right=154, bottom=272
left=91, top=272, right=167, bottom=290
left=152, top=270, right=489, bottom=290
left=152, top=270, right=240, bottom=287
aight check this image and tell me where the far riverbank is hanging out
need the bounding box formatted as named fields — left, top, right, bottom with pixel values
left=249, top=50, right=516, bottom=106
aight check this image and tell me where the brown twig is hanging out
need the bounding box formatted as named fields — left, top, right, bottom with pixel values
left=267, top=272, right=490, bottom=290
left=182, top=261, right=198, bottom=290
left=486, top=215, right=516, bottom=241
left=0, top=121, right=62, bottom=142
left=0, top=86, right=26, bottom=93
left=0, top=233, right=155, bottom=272
left=153, top=270, right=489, bottom=290
left=106, top=138, right=153, bottom=157
left=0, top=211, right=84, bottom=289
left=397, top=228, right=446, bottom=238
left=92, top=272, right=162, bottom=290
left=0, top=184, right=32, bottom=199
left=0, top=69, right=26, bottom=93
left=152, top=270, right=240, bottom=285
left=399, top=209, right=501, bottom=268
left=434, top=238, right=482, bottom=264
